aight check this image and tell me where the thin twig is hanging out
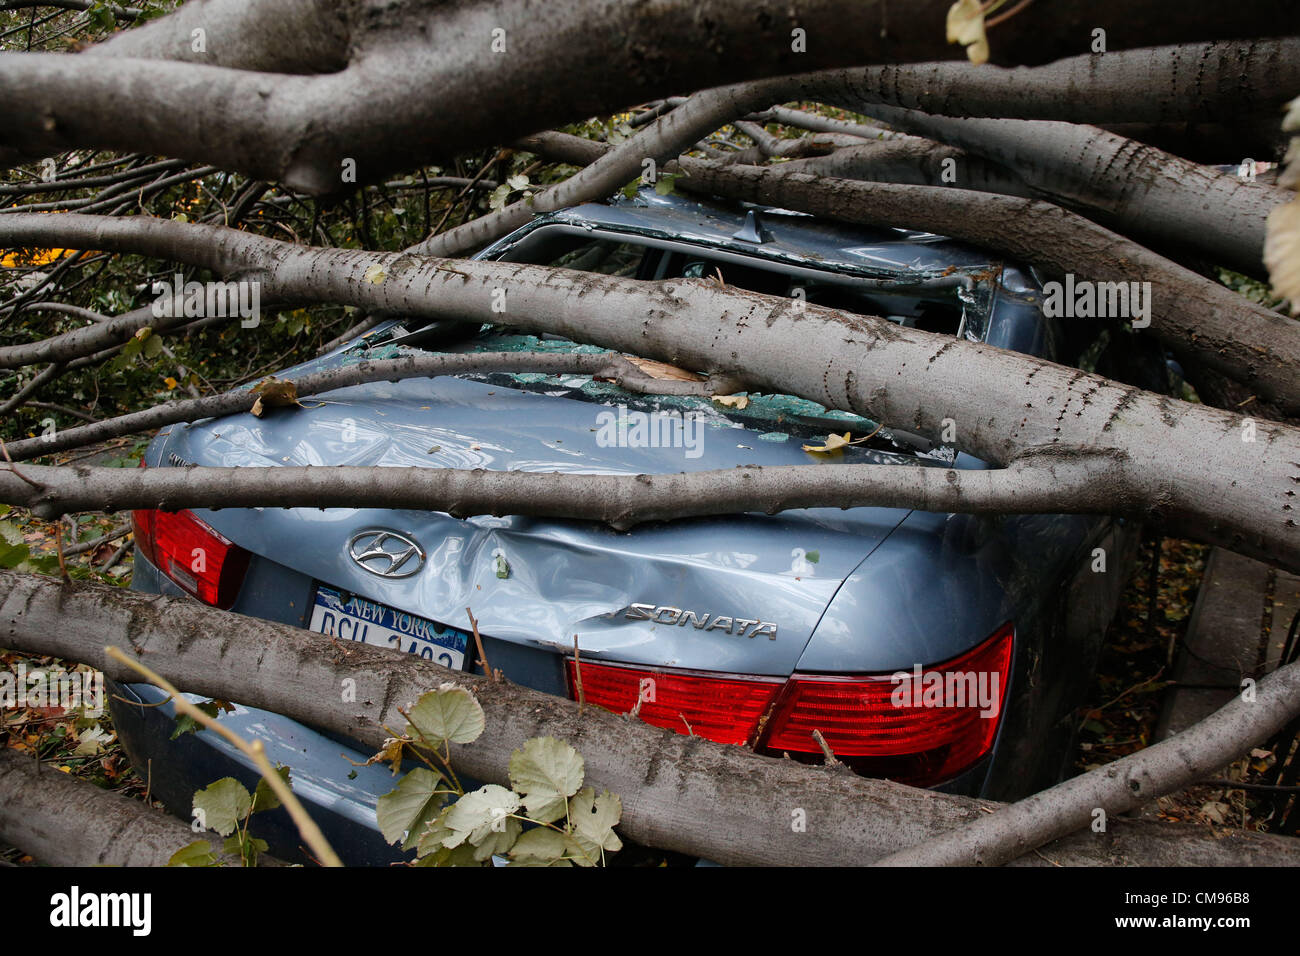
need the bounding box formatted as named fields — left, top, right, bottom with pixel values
left=465, top=607, right=495, bottom=681
left=572, top=634, right=584, bottom=714
left=0, top=439, right=40, bottom=489
left=104, top=645, right=344, bottom=867
left=53, top=518, right=70, bottom=583
left=812, top=729, right=843, bottom=768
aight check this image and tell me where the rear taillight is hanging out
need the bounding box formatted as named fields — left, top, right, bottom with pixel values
left=757, top=624, right=1013, bottom=785
left=564, top=660, right=782, bottom=745
left=567, top=623, right=1013, bottom=787
left=132, top=504, right=251, bottom=611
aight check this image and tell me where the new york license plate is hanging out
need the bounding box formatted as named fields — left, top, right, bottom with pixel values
left=308, top=584, right=468, bottom=670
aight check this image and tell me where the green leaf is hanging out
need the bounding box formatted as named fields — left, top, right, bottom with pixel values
left=169, top=713, right=198, bottom=739
left=87, top=3, right=116, bottom=31
left=621, top=181, right=639, bottom=200
left=223, top=834, right=269, bottom=867
left=142, top=332, right=164, bottom=359
left=805, top=550, right=820, bottom=564
left=169, top=700, right=223, bottom=739
left=494, top=553, right=510, bottom=579
left=0, top=542, right=30, bottom=570
left=440, top=784, right=521, bottom=853
left=405, top=684, right=485, bottom=747
left=415, top=806, right=457, bottom=857
left=251, top=765, right=291, bottom=814
left=376, top=767, right=448, bottom=848
left=488, top=183, right=512, bottom=211
left=654, top=173, right=678, bottom=196
left=507, top=827, right=575, bottom=867
left=508, top=737, right=584, bottom=823
left=167, top=839, right=219, bottom=867
left=567, top=786, right=623, bottom=862
left=192, top=778, right=252, bottom=837
left=414, top=842, right=483, bottom=867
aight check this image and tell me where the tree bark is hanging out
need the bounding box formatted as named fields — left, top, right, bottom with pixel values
left=836, top=40, right=1300, bottom=125
left=831, top=106, right=1288, bottom=276
left=672, top=160, right=1300, bottom=413
left=776, top=138, right=1034, bottom=197
left=0, top=454, right=1140, bottom=528
left=0, top=749, right=250, bottom=866
left=0, top=352, right=673, bottom=461
left=3, top=570, right=1298, bottom=866
left=2, top=212, right=1295, bottom=571
left=4, top=0, right=1298, bottom=192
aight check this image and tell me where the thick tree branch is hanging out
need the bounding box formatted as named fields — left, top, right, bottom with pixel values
left=4, top=570, right=1298, bottom=866
left=672, top=161, right=1300, bottom=412
left=2, top=213, right=1295, bottom=571
left=1, top=351, right=710, bottom=461
left=0, top=454, right=1140, bottom=530
left=0, top=749, right=249, bottom=866
left=4, top=0, right=1298, bottom=192
left=837, top=40, right=1300, bottom=124
left=833, top=107, right=1288, bottom=276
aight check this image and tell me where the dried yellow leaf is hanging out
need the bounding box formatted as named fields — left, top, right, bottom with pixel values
left=249, top=376, right=302, bottom=418
left=1265, top=200, right=1300, bottom=315
left=802, top=432, right=853, bottom=454
left=622, top=355, right=705, bottom=383
left=946, top=0, right=989, bottom=65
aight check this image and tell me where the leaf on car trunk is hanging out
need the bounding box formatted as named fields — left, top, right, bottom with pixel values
left=802, top=424, right=883, bottom=455
left=620, top=355, right=705, bottom=382
left=248, top=376, right=302, bottom=417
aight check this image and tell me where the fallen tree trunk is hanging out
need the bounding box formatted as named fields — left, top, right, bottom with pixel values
left=2, top=570, right=1297, bottom=866
left=0, top=748, right=250, bottom=866
left=672, top=160, right=1300, bottom=413
left=834, top=106, right=1288, bottom=276
left=6, top=0, right=1299, bottom=192
left=0, top=455, right=1139, bottom=528
left=776, top=138, right=1035, bottom=196
left=836, top=40, right=1300, bottom=125
left=0, top=352, right=705, bottom=462
left=2, top=212, right=1296, bottom=571
left=411, top=79, right=796, bottom=258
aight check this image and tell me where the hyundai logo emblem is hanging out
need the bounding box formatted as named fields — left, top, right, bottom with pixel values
left=347, top=530, right=426, bottom=578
